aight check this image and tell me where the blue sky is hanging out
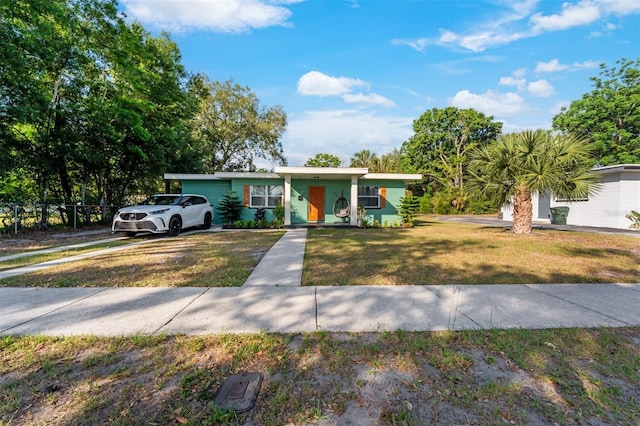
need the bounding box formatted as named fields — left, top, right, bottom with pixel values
left=120, top=0, right=640, bottom=167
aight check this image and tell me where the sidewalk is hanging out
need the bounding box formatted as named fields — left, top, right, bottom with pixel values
left=1, top=228, right=639, bottom=336
left=1, top=283, right=639, bottom=336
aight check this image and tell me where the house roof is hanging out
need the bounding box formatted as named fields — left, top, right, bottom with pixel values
left=593, top=164, right=640, bottom=175
left=165, top=168, right=422, bottom=182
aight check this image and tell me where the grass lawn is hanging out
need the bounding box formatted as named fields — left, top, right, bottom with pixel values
left=1, top=328, right=638, bottom=425
left=1, top=219, right=638, bottom=424
left=303, top=218, right=640, bottom=285
left=0, top=231, right=284, bottom=287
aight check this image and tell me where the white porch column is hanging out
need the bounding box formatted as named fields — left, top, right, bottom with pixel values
left=350, top=175, right=358, bottom=226
left=284, top=174, right=292, bottom=226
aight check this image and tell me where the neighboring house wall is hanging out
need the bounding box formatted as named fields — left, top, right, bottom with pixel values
left=500, top=165, right=640, bottom=230
left=551, top=169, right=640, bottom=229
left=501, top=192, right=551, bottom=222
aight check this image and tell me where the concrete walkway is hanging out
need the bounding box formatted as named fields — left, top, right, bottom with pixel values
left=242, top=228, right=307, bottom=287
left=1, top=227, right=639, bottom=336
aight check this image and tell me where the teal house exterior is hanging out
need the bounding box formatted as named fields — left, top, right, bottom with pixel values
left=164, top=167, right=422, bottom=226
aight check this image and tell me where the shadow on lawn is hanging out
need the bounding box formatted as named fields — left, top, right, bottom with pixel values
left=303, top=225, right=640, bottom=285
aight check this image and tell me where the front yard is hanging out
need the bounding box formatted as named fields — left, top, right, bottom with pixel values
left=0, top=231, right=284, bottom=287
left=1, top=219, right=639, bottom=425
left=303, top=219, right=640, bottom=285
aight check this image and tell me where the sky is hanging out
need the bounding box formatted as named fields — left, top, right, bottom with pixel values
left=119, top=0, right=640, bottom=168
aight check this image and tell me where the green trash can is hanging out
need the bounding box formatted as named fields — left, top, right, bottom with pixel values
left=549, top=206, right=569, bottom=225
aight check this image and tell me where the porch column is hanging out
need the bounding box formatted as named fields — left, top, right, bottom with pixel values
left=284, top=174, right=291, bottom=226
left=350, top=175, right=358, bottom=226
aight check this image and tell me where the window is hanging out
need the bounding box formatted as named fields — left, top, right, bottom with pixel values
left=250, top=185, right=283, bottom=208
left=358, top=186, right=380, bottom=208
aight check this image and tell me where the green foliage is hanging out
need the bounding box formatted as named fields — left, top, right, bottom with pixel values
left=350, top=149, right=407, bottom=173
left=0, top=170, right=38, bottom=203
left=398, top=195, right=420, bottom=225
left=217, top=191, right=244, bottom=224
left=419, top=194, right=433, bottom=213
left=402, top=107, right=502, bottom=197
left=188, top=76, right=287, bottom=172
left=0, top=0, right=202, bottom=205
left=305, top=153, right=342, bottom=167
left=273, top=202, right=285, bottom=225
left=467, top=130, right=599, bottom=234
left=625, top=210, right=640, bottom=229
left=553, top=58, right=640, bottom=165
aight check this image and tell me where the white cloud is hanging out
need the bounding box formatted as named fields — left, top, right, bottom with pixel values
left=450, top=90, right=529, bottom=117
left=535, top=58, right=570, bottom=73
left=528, top=79, right=554, bottom=97
left=342, top=93, right=396, bottom=107
left=282, top=110, right=413, bottom=166
left=530, top=1, right=601, bottom=32
left=499, top=68, right=528, bottom=91
left=390, top=37, right=429, bottom=53
left=535, top=58, right=600, bottom=73
left=121, top=0, right=301, bottom=33
left=499, top=76, right=527, bottom=91
left=297, top=71, right=366, bottom=96
left=573, top=60, right=600, bottom=68
left=598, top=0, right=640, bottom=14
left=400, top=0, right=639, bottom=53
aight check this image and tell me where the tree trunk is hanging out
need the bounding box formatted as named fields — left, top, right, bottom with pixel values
left=512, top=188, right=533, bottom=234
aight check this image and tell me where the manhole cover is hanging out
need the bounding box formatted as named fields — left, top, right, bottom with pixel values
left=213, top=373, right=262, bottom=413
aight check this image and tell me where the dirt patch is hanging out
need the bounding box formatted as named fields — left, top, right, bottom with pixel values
left=1, top=329, right=639, bottom=425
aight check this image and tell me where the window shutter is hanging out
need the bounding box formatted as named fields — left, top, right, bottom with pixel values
left=380, top=186, right=386, bottom=208
left=244, top=185, right=249, bottom=207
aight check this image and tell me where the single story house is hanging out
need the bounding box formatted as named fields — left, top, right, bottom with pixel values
left=500, top=164, right=640, bottom=229
left=164, top=167, right=422, bottom=226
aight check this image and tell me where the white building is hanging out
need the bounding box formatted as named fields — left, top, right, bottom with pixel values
left=501, top=164, right=640, bottom=230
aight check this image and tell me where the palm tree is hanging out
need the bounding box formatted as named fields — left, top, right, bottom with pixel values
left=350, top=150, right=378, bottom=169
left=467, top=130, right=599, bottom=234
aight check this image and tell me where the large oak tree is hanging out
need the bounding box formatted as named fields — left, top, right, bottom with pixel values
left=188, top=75, right=287, bottom=172
left=402, top=107, right=502, bottom=209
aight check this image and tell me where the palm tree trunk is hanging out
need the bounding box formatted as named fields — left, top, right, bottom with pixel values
left=512, top=188, right=533, bottom=234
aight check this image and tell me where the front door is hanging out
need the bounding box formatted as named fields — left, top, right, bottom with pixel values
left=308, top=186, right=325, bottom=222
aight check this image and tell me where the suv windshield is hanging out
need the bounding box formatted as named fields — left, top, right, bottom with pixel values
left=143, top=195, right=181, bottom=206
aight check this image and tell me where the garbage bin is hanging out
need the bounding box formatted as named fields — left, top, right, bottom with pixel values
left=549, top=206, right=569, bottom=225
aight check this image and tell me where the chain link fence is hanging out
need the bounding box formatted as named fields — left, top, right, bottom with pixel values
left=0, top=203, right=120, bottom=234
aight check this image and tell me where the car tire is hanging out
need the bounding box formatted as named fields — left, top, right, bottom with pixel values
left=168, top=216, right=182, bottom=236
left=202, top=212, right=212, bottom=230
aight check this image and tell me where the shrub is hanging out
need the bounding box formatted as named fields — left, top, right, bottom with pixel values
left=217, top=191, right=244, bottom=224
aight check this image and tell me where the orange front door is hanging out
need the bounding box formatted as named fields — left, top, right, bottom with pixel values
left=308, top=186, right=325, bottom=222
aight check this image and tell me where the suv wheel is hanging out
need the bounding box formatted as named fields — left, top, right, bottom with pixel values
left=201, top=212, right=212, bottom=230
left=168, top=216, right=182, bottom=236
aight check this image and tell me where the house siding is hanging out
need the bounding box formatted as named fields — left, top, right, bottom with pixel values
left=500, top=166, right=640, bottom=230
left=552, top=170, right=640, bottom=229
left=360, top=179, right=407, bottom=226
left=172, top=172, right=415, bottom=226
left=180, top=180, right=230, bottom=225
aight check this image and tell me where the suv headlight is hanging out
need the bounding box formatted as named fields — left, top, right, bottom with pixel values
left=150, top=208, right=170, bottom=215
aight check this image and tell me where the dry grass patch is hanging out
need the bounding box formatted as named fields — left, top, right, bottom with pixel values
left=303, top=219, right=640, bottom=285
left=0, top=231, right=284, bottom=288
left=1, top=328, right=638, bottom=425
left=0, top=229, right=113, bottom=257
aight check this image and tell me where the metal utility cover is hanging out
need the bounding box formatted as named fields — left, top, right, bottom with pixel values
left=213, top=373, right=262, bottom=413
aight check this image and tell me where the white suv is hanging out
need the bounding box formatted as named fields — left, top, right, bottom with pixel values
left=112, top=194, right=214, bottom=236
